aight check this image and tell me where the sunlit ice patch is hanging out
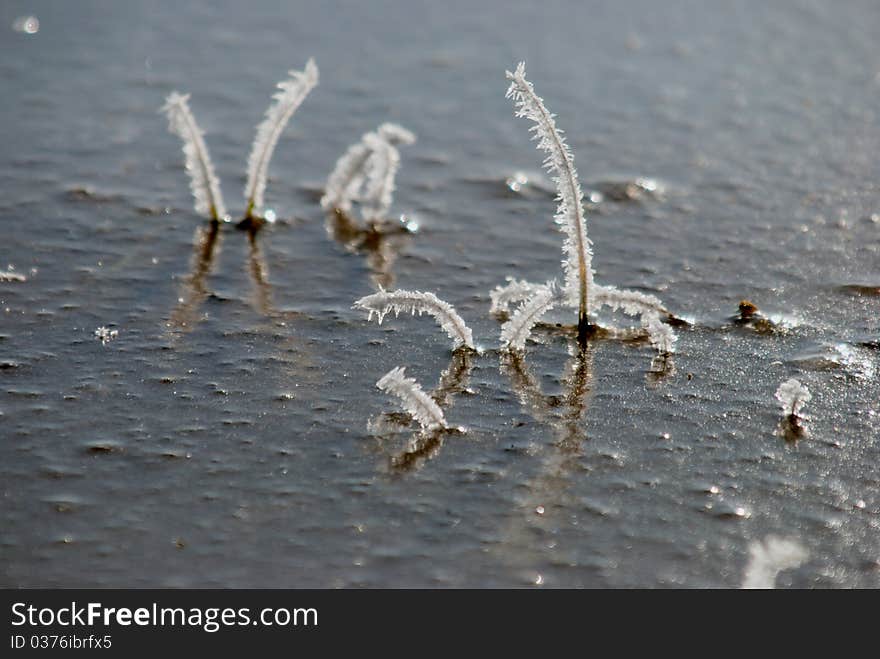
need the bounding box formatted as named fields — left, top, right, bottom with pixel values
left=790, top=341, right=876, bottom=380
left=765, top=312, right=804, bottom=329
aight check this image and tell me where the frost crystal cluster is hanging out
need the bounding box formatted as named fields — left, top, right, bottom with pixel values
left=775, top=378, right=811, bottom=419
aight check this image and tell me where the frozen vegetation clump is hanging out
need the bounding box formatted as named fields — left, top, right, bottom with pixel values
left=321, top=123, right=416, bottom=224
left=495, top=63, right=675, bottom=353
left=775, top=378, right=811, bottom=419
left=94, top=326, right=118, bottom=344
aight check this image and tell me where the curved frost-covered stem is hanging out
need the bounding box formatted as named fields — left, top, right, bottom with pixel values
left=377, top=123, right=416, bottom=146
left=388, top=350, right=473, bottom=472
left=244, top=58, right=319, bottom=219
left=161, top=92, right=227, bottom=221
left=642, top=311, right=677, bottom=355
left=321, top=141, right=372, bottom=214
left=354, top=288, right=475, bottom=350
left=360, top=134, right=401, bottom=222
left=377, top=366, right=448, bottom=430
left=506, top=62, right=593, bottom=340
left=591, top=284, right=670, bottom=317
left=500, top=286, right=558, bottom=351
left=591, top=284, right=677, bottom=354
left=490, top=277, right=547, bottom=315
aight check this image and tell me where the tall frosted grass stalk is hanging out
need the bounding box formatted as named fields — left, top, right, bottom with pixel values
left=505, top=62, right=594, bottom=344
left=244, top=59, right=319, bottom=220
left=160, top=92, right=227, bottom=222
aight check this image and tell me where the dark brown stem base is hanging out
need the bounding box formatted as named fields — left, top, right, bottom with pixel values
left=236, top=215, right=266, bottom=233
left=577, top=314, right=598, bottom=349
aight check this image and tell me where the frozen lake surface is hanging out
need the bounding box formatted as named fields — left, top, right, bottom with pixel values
left=1, top=0, right=878, bottom=587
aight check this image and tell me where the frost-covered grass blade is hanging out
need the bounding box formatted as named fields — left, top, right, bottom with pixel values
left=376, top=366, right=448, bottom=430
left=506, top=62, right=593, bottom=342
left=490, top=277, right=551, bottom=316
left=244, top=58, right=319, bottom=220
left=354, top=288, right=475, bottom=351
left=161, top=92, right=228, bottom=222
left=500, top=283, right=559, bottom=350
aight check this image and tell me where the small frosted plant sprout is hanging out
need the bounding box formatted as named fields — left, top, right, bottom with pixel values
left=354, top=288, right=475, bottom=351
left=775, top=378, right=811, bottom=437
left=161, top=59, right=318, bottom=226
left=497, top=63, right=675, bottom=352
left=321, top=123, right=416, bottom=225
left=376, top=367, right=448, bottom=431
